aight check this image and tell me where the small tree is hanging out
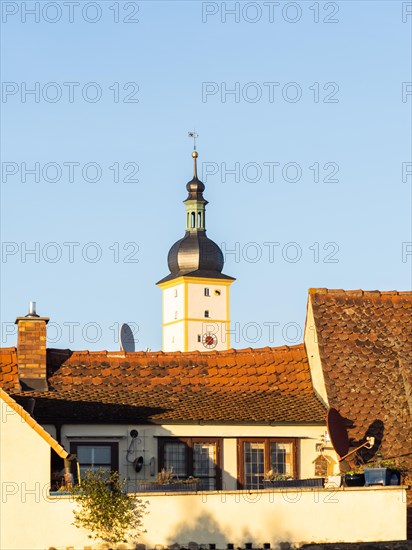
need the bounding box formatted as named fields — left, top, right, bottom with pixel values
left=72, top=468, right=148, bottom=544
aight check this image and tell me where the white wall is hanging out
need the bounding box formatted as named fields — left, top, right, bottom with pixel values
left=2, top=487, right=406, bottom=549
left=187, top=282, right=228, bottom=320
left=0, top=398, right=89, bottom=550
left=186, top=282, right=230, bottom=351
left=161, top=279, right=232, bottom=352
left=2, top=412, right=406, bottom=549
left=138, top=487, right=407, bottom=547
left=56, top=423, right=334, bottom=490
left=163, top=283, right=184, bottom=324
left=304, top=297, right=329, bottom=405
left=163, top=322, right=185, bottom=352
left=187, top=320, right=231, bottom=351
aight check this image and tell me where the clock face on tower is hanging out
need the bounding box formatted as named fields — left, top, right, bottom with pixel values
left=202, top=333, right=218, bottom=349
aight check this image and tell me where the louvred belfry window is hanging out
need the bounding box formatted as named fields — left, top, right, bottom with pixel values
left=158, top=437, right=222, bottom=490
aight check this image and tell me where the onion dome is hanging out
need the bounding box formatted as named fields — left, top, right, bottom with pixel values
left=167, top=231, right=224, bottom=275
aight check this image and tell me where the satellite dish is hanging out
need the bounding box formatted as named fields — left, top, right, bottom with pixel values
left=120, top=323, right=135, bottom=352
left=327, top=407, right=375, bottom=462
left=327, top=408, right=350, bottom=459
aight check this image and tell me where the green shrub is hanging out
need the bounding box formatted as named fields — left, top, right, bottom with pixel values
left=71, top=469, right=148, bottom=544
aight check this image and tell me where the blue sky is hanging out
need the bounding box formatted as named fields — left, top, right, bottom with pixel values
left=1, top=0, right=411, bottom=351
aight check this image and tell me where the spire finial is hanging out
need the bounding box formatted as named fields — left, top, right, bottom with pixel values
left=188, top=130, right=198, bottom=151
left=188, top=130, right=199, bottom=178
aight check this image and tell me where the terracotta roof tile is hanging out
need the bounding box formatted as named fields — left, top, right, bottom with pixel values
left=0, top=344, right=325, bottom=425
left=310, top=288, right=412, bottom=471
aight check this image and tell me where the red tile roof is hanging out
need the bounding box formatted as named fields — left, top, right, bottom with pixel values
left=0, top=344, right=326, bottom=424
left=309, top=289, right=412, bottom=469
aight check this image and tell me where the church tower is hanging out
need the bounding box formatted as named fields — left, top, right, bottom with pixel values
left=157, top=146, right=235, bottom=352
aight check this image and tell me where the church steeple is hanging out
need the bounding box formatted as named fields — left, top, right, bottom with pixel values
left=158, top=146, right=232, bottom=283
left=184, top=150, right=208, bottom=232
left=156, top=138, right=235, bottom=353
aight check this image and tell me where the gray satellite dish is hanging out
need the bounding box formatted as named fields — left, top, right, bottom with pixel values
left=120, top=323, right=135, bottom=352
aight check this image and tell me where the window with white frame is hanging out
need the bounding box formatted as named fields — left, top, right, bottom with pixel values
left=70, top=442, right=119, bottom=481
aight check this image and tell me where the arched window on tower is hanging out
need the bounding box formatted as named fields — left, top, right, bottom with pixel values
left=198, top=212, right=202, bottom=228
left=191, top=212, right=195, bottom=228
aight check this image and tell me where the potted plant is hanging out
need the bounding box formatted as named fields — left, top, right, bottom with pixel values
left=344, top=467, right=365, bottom=487
left=363, top=456, right=404, bottom=486
left=136, top=467, right=201, bottom=493
left=263, top=470, right=294, bottom=488
left=263, top=470, right=324, bottom=488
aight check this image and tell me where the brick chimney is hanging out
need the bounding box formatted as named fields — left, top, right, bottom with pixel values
left=15, top=302, right=49, bottom=391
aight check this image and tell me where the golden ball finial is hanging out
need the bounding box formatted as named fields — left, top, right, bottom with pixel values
left=192, top=151, right=198, bottom=158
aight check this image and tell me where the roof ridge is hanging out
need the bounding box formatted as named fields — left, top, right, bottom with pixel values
left=44, top=343, right=306, bottom=358
left=309, top=288, right=412, bottom=297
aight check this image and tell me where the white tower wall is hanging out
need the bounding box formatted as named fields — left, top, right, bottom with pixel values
left=187, top=282, right=228, bottom=320
left=160, top=278, right=233, bottom=352
left=162, top=283, right=185, bottom=324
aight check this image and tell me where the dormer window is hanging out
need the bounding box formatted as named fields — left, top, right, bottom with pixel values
left=204, top=288, right=210, bottom=296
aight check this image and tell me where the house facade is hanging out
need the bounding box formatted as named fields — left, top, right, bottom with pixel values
left=3, top=287, right=411, bottom=496
left=1, top=382, right=406, bottom=550
left=1, top=289, right=410, bottom=547
left=0, top=150, right=410, bottom=546
left=0, top=388, right=91, bottom=549
left=305, top=287, right=412, bottom=535
left=0, top=338, right=331, bottom=492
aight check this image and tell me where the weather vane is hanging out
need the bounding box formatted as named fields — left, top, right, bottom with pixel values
left=188, top=131, right=198, bottom=151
